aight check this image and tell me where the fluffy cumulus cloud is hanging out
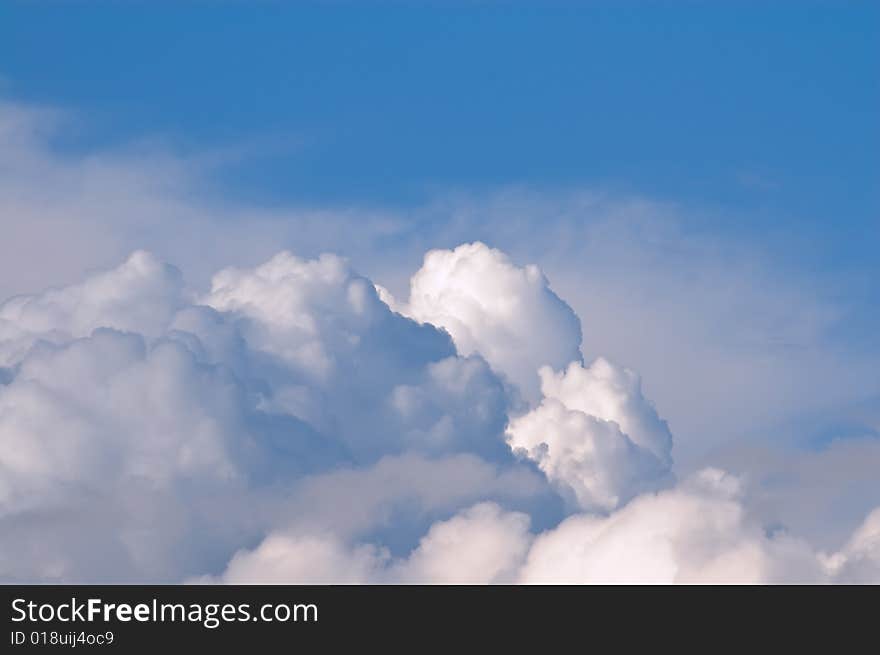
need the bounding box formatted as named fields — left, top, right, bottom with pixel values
left=0, top=241, right=877, bottom=584
left=506, top=359, right=674, bottom=512
left=209, top=502, right=532, bottom=585
left=391, top=502, right=532, bottom=583
left=211, top=469, right=878, bottom=585
left=0, top=251, right=185, bottom=367
left=519, top=469, right=825, bottom=584
left=401, top=242, right=583, bottom=403
left=209, top=533, right=389, bottom=585
left=825, top=508, right=880, bottom=583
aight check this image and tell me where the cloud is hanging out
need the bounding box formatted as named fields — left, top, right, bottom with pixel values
left=2, top=99, right=876, bottom=485
left=519, top=469, right=825, bottom=584
left=828, top=508, right=880, bottom=583
left=196, top=250, right=524, bottom=464
left=400, top=242, right=583, bottom=403
left=0, top=251, right=185, bottom=367
left=211, top=502, right=532, bottom=585
left=0, top=246, right=551, bottom=582
left=200, top=251, right=449, bottom=384
left=388, top=356, right=514, bottom=461
left=1, top=99, right=879, bottom=583
left=210, top=533, right=389, bottom=585
left=391, top=502, right=532, bottom=584
left=267, top=452, right=552, bottom=548
left=506, top=358, right=673, bottom=512
left=210, top=469, right=880, bottom=584
left=0, top=323, right=336, bottom=582
left=700, top=431, right=880, bottom=552
left=1, top=244, right=878, bottom=583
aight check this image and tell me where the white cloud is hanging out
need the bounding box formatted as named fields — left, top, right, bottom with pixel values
left=506, top=358, right=674, bottom=512
left=0, top=247, right=548, bottom=582
left=202, top=251, right=403, bottom=381
left=699, top=431, right=880, bottom=552
left=0, top=322, right=325, bottom=582
left=197, top=250, right=521, bottom=464
left=1, top=99, right=879, bottom=583
left=388, top=355, right=512, bottom=461
left=537, top=360, right=673, bottom=464
left=210, top=533, right=389, bottom=585
left=391, top=502, right=532, bottom=584
left=519, top=469, right=826, bottom=584
left=209, top=470, right=880, bottom=584
left=0, top=330, right=240, bottom=506
left=401, top=242, right=583, bottom=403
left=0, top=251, right=184, bottom=367
left=825, top=507, right=880, bottom=583
left=268, top=452, right=550, bottom=547
left=3, top=100, right=876, bottom=482
left=0, top=244, right=878, bottom=584
left=212, top=502, right=532, bottom=585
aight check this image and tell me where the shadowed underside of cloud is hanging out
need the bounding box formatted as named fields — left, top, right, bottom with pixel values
left=0, top=241, right=877, bottom=584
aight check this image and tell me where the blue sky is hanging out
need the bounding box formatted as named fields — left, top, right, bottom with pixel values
left=3, top=2, right=878, bottom=221
left=1, top=2, right=880, bottom=580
